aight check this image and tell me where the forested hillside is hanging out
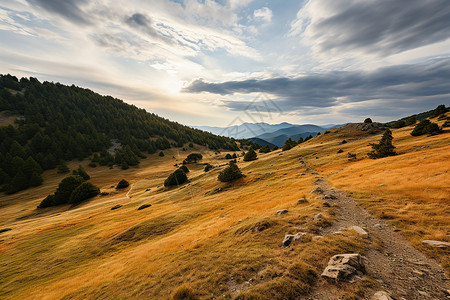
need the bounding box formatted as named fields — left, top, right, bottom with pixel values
left=0, top=74, right=238, bottom=194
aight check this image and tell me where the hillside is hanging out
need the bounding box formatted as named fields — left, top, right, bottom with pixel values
left=0, top=107, right=448, bottom=299
left=0, top=74, right=238, bottom=194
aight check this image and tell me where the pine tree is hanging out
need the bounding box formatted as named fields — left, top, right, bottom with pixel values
left=218, top=161, right=243, bottom=182
left=368, top=129, right=396, bottom=159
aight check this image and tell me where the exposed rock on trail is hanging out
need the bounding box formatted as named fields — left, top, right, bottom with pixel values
left=321, top=253, right=365, bottom=281
left=300, top=157, right=449, bottom=300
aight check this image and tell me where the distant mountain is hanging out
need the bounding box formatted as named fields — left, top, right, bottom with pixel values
left=256, top=125, right=325, bottom=141
left=247, top=138, right=276, bottom=148
left=194, top=122, right=294, bottom=139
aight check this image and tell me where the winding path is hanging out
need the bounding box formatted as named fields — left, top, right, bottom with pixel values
left=300, top=158, right=449, bottom=299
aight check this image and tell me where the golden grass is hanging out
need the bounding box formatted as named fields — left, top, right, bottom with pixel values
left=0, top=115, right=448, bottom=298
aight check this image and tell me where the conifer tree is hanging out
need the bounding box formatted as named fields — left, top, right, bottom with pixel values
left=368, top=129, right=396, bottom=159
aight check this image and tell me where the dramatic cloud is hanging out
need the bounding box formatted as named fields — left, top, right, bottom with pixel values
left=291, top=0, right=450, bottom=56
left=184, top=57, right=450, bottom=112
left=26, top=0, right=91, bottom=25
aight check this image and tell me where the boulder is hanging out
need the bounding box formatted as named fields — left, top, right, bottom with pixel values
left=422, top=240, right=450, bottom=248
left=321, top=253, right=365, bottom=280
left=310, top=187, right=324, bottom=194
left=371, top=291, right=393, bottom=300
left=313, top=213, right=323, bottom=221
left=297, top=198, right=308, bottom=204
left=282, top=232, right=306, bottom=247
left=276, top=209, right=289, bottom=215
left=350, top=226, right=369, bottom=238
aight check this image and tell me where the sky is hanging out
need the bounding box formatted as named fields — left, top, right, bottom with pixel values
left=1, top=0, right=450, bottom=127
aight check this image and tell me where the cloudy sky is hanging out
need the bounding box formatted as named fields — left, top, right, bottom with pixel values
left=1, top=0, right=450, bottom=126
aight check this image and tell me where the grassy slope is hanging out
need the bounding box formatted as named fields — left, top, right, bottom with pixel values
left=0, top=115, right=448, bottom=299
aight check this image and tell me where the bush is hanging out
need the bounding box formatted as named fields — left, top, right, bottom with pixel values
left=188, top=143, right=194, bottom=148
left=364, top=118, right=372, bottom=123
left=430, top=104, right=448, bottom=118
left=179, top=165, right=189, bottom=173
left=282, top=138, right=297, bottom=151
left=391, top=120, right=406, bottom=128
left=111, top=204, right=122, bottom=210
left=347, top=152, right=357, bottom=161
left=218, top=161, right=243, bottom=182
left=243, top=148, right=258, bottom=161
left=164, top=168, right=188, bottom=187
left=411, top=119, right=442, bottom=136
left=57, top=162, right=70, bottom=174
left=271, top=145, right=279, bottom=151
left=368, top=129, right=396, bottom=159
left=232, top=153, right=237, bottom=158
left=38, top=175, right=85, bottom=208
left=88, top=162, right=97, bottom=168
left=259, top=145, right=271, bottom=153
left=116, top=179, right=130, bottom=189
left=184, top=153, right=203, bottom=163
left=137, top=204, right=152, bottom=210
left=159, top=151, right=165, bottom=157
left=72, top=165, right=90, bottom=180
left=204, top=164, right=213, bottom=172
left=68, top=182, right=100, bottom=204
left=225, top=153, right=232, bottom=159
left=172, top=285, right=198, bottom=300
left=337, top=149, right=343, bottom=153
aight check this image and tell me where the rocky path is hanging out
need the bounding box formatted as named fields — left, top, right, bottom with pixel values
left=300, top=158, right=449, bottom=300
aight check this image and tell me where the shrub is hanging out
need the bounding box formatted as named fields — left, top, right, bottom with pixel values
left=121, top=161, right=129, bottom=170
left=137, top=204, right=152, bottom=210
left=57, top=161, right=70, bottom=174
left=341, top=140, right=347, bottom=144
left=218, top=161, right=243, bottom=182
left=347, top=152, right=357, bottom=161
left=259, top=145, right=271, bottom=153
left=337, top=149, right=343, bottom=153
left=430, top=104, right=448, bottom=118
left=232, top=153, right=237, bottom=158
left=116, top=179, right=130, bottom=189
left=243, top=148, right=258, bottom=161
left=68, top=182, right=100, bottom=204
left=164, top=168, right=188, bottom=187
left=38, top=175, right=85, bottom=208
left=368, top=129, right=396, bottom=159
left=72, top=165, right=90, bottom=180
left=391, top=120, right=406, bottom=128
left=204, top=164, right=213, bottom=172
left=411, top=119, right=442, bottom=136
left=282, top=138, right=297, bottom=151
left=172, top=285, right=198, bottom=300
left=364, top=118, right=372, bottom=123
left=88, top=162, right=97, bottom=168
left=184, top=153, right=203, bottom=163
left=188, top=143, right=194, bottom=148
left=225, top=153, right=232, bottom=159
left=179, top=165, right=189, bottom=173
left=271, top=145, right=279, bottom=151
left=111, top=204, right=122, bottom=210
left=159, top=151, right=165, bottom=157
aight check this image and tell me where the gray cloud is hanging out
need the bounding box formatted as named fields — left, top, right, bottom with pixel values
left=305, top=0, right=450, bottom=55
left=27, top=0, right=91, bottom=25
left=184, top=57, right=450, bottom=112
left=124, top=13, right=173, bottom=44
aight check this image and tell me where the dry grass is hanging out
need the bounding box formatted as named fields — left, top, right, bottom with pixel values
left=0, top=115, right=448, bottom=298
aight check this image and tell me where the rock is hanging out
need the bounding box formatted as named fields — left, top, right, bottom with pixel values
left=323, top=194, right=337, bottom=200
left=422, top=240, right=450, bottom=248
left=350, top=226, right=369, bottom=238
left=297, top=198, right=308, bottom=204
left=276, top=209, right=289, bottom=215
left=313, top=213, right=323, bottom=221
left=312, top=235, right=323, bottom=241
left=323, top=201, right=331, bottom=207
left=371, top=291, right=393, bottom=300
left=418, top=291, right=430, bottom=297
left=310, top=187, right=324, bottom=194
left=282, top=232, right=306, bottom=247
left=321, top=253, right=365, bottom=280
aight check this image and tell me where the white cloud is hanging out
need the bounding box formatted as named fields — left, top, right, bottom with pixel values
left=253, top=7, right=272, bottom=22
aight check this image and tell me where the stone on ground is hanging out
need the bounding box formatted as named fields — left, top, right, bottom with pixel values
left=276, top=209, right=289, bottom=215
left=422, top=240, right=450, bottom=248
left=350, top=225, right=369, bottom=238
left=321, top=253, right=365, bottom=280
left=371, top=291, right=393, bottom=300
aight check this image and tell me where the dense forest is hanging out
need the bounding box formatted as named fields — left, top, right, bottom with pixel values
left=0, top=74, right=239, bottom=194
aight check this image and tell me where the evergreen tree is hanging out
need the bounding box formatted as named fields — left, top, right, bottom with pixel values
left=164, top=168, right=188, bottom=187
left=72, top=165, right=90, bottom=180
left=218, top=161, right=243, bottom=182
left=116, top=179, right=130, bottom=189
left=57, top=161, right=70, bottom=173
left=243, top=148, right=257, bottom=161
left=411, top=119, right=442, bottom=136
left=368, top=129, right=396, bottom=159
left=68, top=182, right=100, bottom=204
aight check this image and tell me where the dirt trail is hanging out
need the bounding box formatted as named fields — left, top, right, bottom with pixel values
left=300, top=158, right=449, bottom=300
